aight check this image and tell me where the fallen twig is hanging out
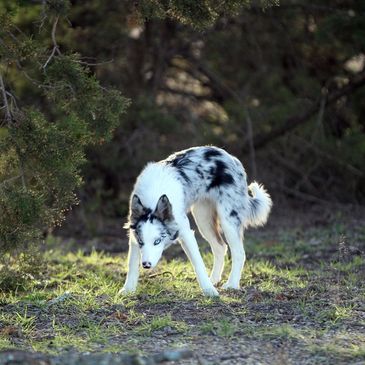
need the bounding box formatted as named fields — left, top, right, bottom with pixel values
left=47, top=291, right=72, bottom=307
left=148, top=271, right=173, bottom=278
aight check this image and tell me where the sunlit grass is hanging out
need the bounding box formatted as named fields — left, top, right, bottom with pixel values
left=316, top=304, right=355, bottom=324
left=241, top=260, right=308, bottom=293
left=135, top=314, right=188, bottom=335
left=242, top=324, right=317, bottom=342
left=199, top=317, right=238, bottom=338
left=330, top=255, right=365, bottom=271
left=0, top=337, right=13, bottom=349
left=0, top=225, right=364, bottom=361
left=308, top=330, right=365, bottom=361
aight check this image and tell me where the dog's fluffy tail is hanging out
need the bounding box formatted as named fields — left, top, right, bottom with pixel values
left=246, top=182, right=272, bottom=228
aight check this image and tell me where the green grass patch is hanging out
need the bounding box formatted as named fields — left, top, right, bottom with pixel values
left=135, top=314, right=188, bottom=335
left=0, top=224, right=364, bottom=360
left=199, top=317, right=238, bottom=338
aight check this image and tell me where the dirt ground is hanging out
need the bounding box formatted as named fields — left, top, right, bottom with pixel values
left=0, top=204, right=364, bottom=365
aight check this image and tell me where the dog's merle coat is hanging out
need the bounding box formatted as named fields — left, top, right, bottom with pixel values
left=121, top=146, right=272, bottom=297
left=165, top=147, right=248, bottom=223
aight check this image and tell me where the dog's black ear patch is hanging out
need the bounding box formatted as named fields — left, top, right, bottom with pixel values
left=131, top=194, right=144, bottom=217
left=154, top=194, right=173, bottom=222
left=130, top=195, right=149, bottom=225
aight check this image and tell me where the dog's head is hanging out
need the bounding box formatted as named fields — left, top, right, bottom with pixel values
left=125, top=194, right=179, bottom=269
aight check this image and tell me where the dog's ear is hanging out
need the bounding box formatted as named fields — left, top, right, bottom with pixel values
left=154, top=195, right=173, bottom=222
left=129, top=194, right=145, bottom=226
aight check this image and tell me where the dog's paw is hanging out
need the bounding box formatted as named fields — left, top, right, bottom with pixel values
left=202, top=286, right=219, bottom=297
left=118, top=286, right=136, bottom=295
left=222, top=282, right=240, bottom=290
left=210, top=276, right=221, bottom=286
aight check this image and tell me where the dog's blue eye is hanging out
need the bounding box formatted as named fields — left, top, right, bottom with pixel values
left=154, top=238, right=161, bottom=246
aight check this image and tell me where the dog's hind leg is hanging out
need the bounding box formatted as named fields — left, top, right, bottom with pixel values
left=192, top=201, right=227, bottom=285
left=217, top=208, right=245, bottom=290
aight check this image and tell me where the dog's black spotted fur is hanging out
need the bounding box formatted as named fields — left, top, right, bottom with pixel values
left=207, top=160, right=234, bottom=191
left=204, top=148, right=222, bottom=160
left=166, top=151, right=193, bottom=184
left=162, top=146, right=248, bottom=228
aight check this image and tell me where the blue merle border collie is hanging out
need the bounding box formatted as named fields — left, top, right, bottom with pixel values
left=121, top=146, right=272, bottom=297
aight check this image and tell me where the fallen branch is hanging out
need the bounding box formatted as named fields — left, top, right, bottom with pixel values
left=148, top=271, right=173, bottom=278
left=47, top=291, right=72, bottom=307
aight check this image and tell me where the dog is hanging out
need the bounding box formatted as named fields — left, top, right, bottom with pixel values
left=121, top=146, right=272, bottom=296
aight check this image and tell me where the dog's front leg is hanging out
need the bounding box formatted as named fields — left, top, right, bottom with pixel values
left=180, top=227, right=219, bottom=297
left=120, top=240, right=140, bottom=294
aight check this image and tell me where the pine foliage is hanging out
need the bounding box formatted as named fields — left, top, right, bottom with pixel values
left=0, top=2, right=129, bottom=251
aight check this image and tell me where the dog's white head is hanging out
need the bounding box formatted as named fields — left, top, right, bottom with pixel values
left=126, top=194, right=179, bottom=269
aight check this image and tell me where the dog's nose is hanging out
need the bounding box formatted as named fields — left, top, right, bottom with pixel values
left=142, top=261, right=152, bottom=269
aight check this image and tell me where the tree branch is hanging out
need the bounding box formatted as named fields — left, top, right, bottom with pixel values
left=43, top=16, right=61, bottom=69
left=181, top=52, right=365, bottom=154
left=75, top=58, right=114, bottom=67
left=245, top=108, right=257, bottom=178
left=247, top=71, right=365, bottom=152
left=0, top=175, right=22, bottom=188
left=0, top=73, right=12, bottom=125
left=159, top=86, right=212, bottom=100
left=293, top=135, right=364, bottom=177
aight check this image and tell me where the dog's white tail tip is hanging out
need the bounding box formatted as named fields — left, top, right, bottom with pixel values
left=246, top=182, right=272, bottom=228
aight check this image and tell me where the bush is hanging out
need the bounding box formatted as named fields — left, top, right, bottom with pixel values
left=0, top=3, right=129, bottom=251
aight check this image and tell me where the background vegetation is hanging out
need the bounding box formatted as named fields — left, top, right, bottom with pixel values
left=1, top=0, right=364, bottom=246
left=0, top=2, right=364, bottom=364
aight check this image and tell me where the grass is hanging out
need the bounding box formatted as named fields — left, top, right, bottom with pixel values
left=135, top=314, right=188, bottom=335
left=199, top=318, right=238, bottom=338
left=0, top=221, right=364, bottom=364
